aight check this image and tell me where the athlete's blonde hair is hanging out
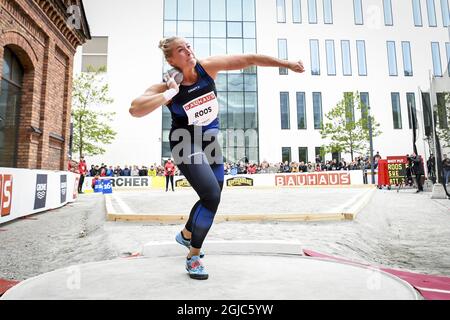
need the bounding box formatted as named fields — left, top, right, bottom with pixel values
left=158, top=36, right=183, bottom=59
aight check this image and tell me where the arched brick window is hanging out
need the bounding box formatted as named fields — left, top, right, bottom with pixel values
left=0, top=47, right=24, bottom=167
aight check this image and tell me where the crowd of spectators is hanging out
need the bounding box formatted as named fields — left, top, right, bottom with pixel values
left=68, top=152, right=382, bottom=177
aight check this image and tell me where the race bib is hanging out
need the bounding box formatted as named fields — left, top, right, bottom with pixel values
left=182, top=91, right=219, bottom=126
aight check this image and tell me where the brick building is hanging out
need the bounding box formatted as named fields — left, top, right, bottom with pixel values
left=0, top=0, right=90, bottom=170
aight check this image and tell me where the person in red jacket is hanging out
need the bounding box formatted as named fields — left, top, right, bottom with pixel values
left=164, top=158, right=175, bottom=192
left=77, top=156, right=87, bottom=193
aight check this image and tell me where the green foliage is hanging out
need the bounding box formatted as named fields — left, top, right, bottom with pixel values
left=436, top=92, right=450, bottom=149
left=71, top=66, right=116, bottom=159
left=320, top=92, right=382, bottom=161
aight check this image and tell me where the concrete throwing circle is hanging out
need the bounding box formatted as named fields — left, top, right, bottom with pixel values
left=1, top=254, right=419, bottom=300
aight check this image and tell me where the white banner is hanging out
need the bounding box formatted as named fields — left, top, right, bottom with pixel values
left=82, top=170, right=367, bottom=191
left=0, top=168, right=79, bottom=225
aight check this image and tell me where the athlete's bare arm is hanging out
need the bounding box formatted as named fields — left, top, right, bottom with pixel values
left=200, top=54, right=305, bottom=79
left=130, top=79, right=178, bottom=118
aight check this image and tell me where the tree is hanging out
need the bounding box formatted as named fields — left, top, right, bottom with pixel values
left=320, top=92, right=382, bottom=161
left=71, top=66, right=116, bottom=159
left=436, top=92, right=450, bottom=149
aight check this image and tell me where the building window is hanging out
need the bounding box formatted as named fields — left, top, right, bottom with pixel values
left=402, top=41, right=413, bottom=76
left=323, top=0, right=333, bottom=24
left=299, top=147, right=308, bottom=163
left=313, top=92, right=323, bottom=129
left=164, top=0, right=177, bottom=19
left=308, top=0, right=318, bottom=23
left=441, top=0, right=450, bottom=26
left=436, top=92, right=449, bottom=129
left=387, top=41, right=398, bottom=76
left=296, top=92, right=307, bottom=129
left=211, top=0, right=226, bottom=20
left=292, top=0, right=302, bottom=23
left=446, top=42, right=450, bottom=76
left=0, top=47, right=23, bottom=167
left=278, top=39, right=288, bottom=75
left=282, top=147, right=292, bottom=163
left=360, top=92, right=370, bottom=129
left=277, top=0, right=286, bottom=22
left=332, top=152, right=341, bottom=162
left=412, top=0, right=423, bottom=26
left=310, top=39, right=320, bottom=75
left=82, top=36, right=108, bottom=72
left=325, top=40, right=336, bottom=76
left=315, top=147, right=322, bottom=161
left=422, top=92, right=432, bottom=136
left=164, top=0, right=258, bottom=164
left=356, top=40, right=367, bottom=76
left=227, top=0, right=243, bottom=20
left=383, top=0, right=393, bottom=25
left=391, top=92, right=403, bottom=129
left=344, top=92, right=355, bottom=123
left=427, top=0, right=437, bottom=26
left=431, top=42, right=443, bottom=77
left=194, top=0, right=210, bottom=20
left=341, top=40, right=352, bottom=76
left=354, top=0, right=363, bottom=25
left=178, top=0, right=194, bottom=20
left=406, top=92, right=417, bottom=129
left=243, top=0, right=256, bottom=21
left=280, top=92, right=290, bottom=129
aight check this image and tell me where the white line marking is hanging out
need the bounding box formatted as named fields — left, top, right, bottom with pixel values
left=415, top=287, right=450, bottom=294
left=111, top=193, right=134, bottom=214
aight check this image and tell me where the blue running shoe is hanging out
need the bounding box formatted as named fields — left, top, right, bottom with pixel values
left=186, top=255, right=208, bottom=280
left=175, top=232, right=205, bottom=258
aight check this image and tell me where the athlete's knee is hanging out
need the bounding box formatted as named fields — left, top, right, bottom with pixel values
left=201, top=185, right=221, bottom=212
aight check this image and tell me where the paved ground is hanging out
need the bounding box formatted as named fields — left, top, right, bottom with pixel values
left=0, top=187, right=449, bottom=282
left=1, top=249, right=420, bottom=300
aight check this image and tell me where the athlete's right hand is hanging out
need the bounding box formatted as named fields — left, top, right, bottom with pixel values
left=163, top=73, right=180, bottom=94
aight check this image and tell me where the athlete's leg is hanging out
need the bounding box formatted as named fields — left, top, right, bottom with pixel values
left=177, top=158, right=221, bottom=250
left=183, top=131, right=224, bottom=239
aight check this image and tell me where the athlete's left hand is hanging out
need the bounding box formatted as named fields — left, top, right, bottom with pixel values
left=288, top=60, right=305, bottom=73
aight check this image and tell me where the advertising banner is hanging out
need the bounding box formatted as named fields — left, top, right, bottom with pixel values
left=0, top=168, right=79, bottom=225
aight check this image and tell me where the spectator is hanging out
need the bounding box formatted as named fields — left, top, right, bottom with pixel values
left=77, top=156, right=87, bottom=193
left=282, top=161, right=291, bottom=173
left=427, top=154, right=436, bottom=184
left=408, top=152, right=425, bottom=193
left=114, top=166, right=122, bottom=177
left=164, top=159, right=175, bottom=192
left=442, top=154, right=450, bottom=185
left=122, top=166, right=131, bottom=176
left=131, top=165, right=139, bottom=176
left=106, top=166, right=114, bottom=177
left=89, top=165, right=96, bottom=177
left=148, top=165, right=157, bottom=176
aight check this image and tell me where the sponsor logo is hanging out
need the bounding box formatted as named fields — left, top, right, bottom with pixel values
left=0, top=174, right=13, bottom=217
left=187, top=86, right=200, bottom=93
left=34, top=174, right=48, bottom=210
left=226, top=177, right=254, bottom=187
left=183, top=92, right=216, bottom=111
left=175, top=179, right=191, bottom=188
left=60, top=175, right=67, bottom=203
left=110, top=177, right=149, bottom=187
left=275, top=173, right=351, bottom=186
left=101, top=179, right=113, bottom=194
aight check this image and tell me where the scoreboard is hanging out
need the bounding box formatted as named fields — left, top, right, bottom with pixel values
left=386, top=156, right=408, bottom=185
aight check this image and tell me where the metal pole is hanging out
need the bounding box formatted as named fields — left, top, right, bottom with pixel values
left=429, top=70, right=440, bottom=182
left=368, top=104, right=375, bottom=184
